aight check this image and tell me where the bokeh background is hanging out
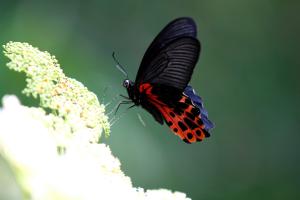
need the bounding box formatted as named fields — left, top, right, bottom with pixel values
left=0, top=0, right=299, bottom=199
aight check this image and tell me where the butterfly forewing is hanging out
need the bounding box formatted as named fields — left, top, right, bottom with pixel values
left=136, top=17, right=198, bottom=88
left=138, top=37, right=200, bottom=91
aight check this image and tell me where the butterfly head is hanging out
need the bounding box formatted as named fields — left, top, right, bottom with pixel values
left=123, top=79, right=133, bottom=89
left=123, top=79, right=137, bottom=103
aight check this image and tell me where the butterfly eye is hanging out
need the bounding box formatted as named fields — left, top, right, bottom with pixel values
left=123, top=80, right=130, bottom=88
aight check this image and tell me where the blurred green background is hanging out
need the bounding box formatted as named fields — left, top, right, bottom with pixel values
left=0, top=0, right=299, bottom=199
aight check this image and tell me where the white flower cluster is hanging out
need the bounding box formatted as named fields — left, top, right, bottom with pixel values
left=3, top=42, right=110, bottom=143
left=0, top=95, right=191, bottom=200
left=1, top=41, right=191, bottom=199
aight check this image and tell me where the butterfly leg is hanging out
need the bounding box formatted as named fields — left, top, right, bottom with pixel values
left=120, top=94, right=131, bottom=100
left=114, top=100, right=132, bottom=115
left=127, top=104, right=136, bottom=110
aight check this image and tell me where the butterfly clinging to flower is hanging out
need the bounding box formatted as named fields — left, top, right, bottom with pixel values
left=116, top=17, right=214, bottom=143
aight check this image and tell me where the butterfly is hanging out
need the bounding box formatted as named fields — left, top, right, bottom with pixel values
left=117, top=17, right=214, bottom=143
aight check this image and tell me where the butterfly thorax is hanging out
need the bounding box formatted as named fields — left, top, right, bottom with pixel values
left=123, top=79, right=140, bottom=105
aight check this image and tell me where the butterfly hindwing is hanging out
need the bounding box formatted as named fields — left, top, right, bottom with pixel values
left=139, top=83, right=210, bottom=143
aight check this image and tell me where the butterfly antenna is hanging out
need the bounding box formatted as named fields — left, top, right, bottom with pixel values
left=112, top=52, right=128, bottom=78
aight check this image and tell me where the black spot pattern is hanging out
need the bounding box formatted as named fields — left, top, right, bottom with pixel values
left=203, top=129, right=211, bottom=137
left=166, top=121, right=173, bottom=126
left=178, top=121, right=188, bottom=131
left=183, top=117, right=198, bottom=130
left=187, top=133, right=193, bottom=139
left=144, top=84, right=213, bottom=143
left=197, top=119, right=203, bottom=126
left=191, top=107, right=200, bottom=116
left=196, top=130, right=202, bottom=136
left=186, top=112, right=195, bottom=120
left=169, top=112, right=176, bottom=118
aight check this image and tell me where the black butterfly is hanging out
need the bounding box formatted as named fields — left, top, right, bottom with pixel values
left=117, top=17, right=214, bottom=143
